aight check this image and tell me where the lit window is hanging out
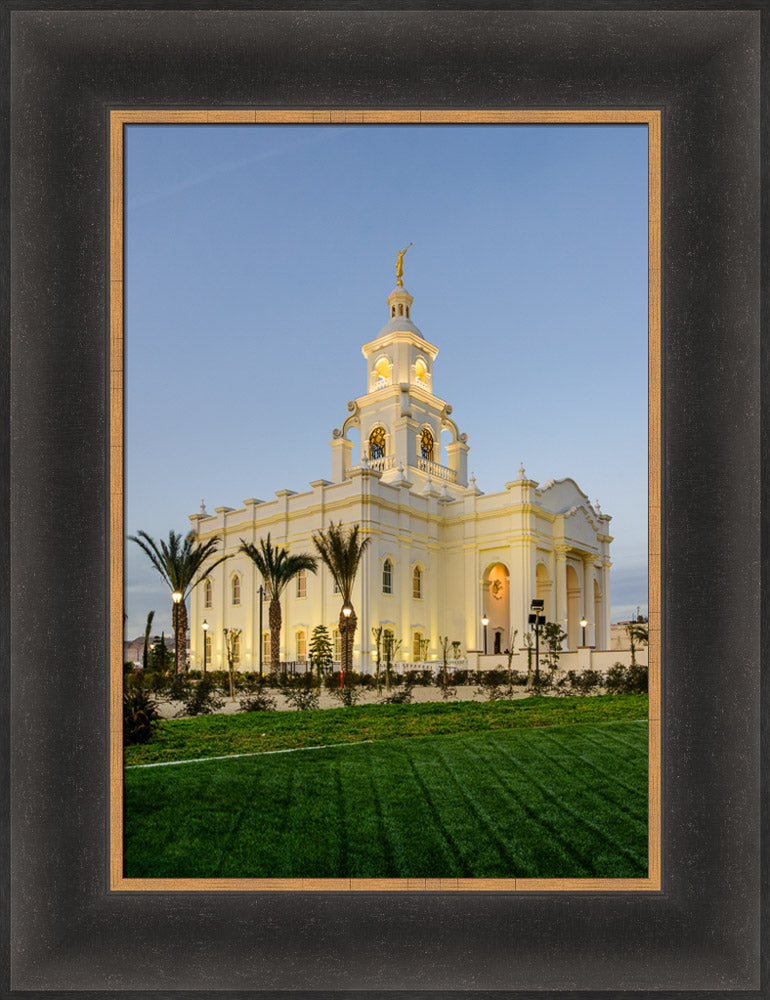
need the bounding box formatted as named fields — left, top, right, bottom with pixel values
left=296, top=630, right=306, bottom=661
left=413, top=631, right=422, bottom=661
left=369, top=426, right=386, bottom=460
left=420, top=428, right=434, bottom=461
left=375, top=358, right=390, bottom=385
left=231, top=575, right=241, bottom=606
left=262, top=632, right=270, bottom=661
left=383, top=559, right=393, bottom=594
left=415, top=359, right=427, bottom=385
left=297, top=569, right=306, bottom=598
left=383, top=628, right=395, bottom=659
left=205, top=632, right=212, bottom=662
left=398, top=303, right=404, bottom=315
left=232, top=633, right=240, bottom=665
left=413, top=566, right=422, bottom=599
left=204, top=578, right=212, bottom=608
left=333, top=628, right=341, bottom=661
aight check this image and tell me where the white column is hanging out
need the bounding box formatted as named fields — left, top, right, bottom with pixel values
left=583, top=558, right=595, bottom=647
left=554, top=546, right=568, bottom=633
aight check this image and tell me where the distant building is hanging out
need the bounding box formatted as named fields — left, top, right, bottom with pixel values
left=610, top=620, right=649, bottom=652
left=189, top=275, right=613, bottom=672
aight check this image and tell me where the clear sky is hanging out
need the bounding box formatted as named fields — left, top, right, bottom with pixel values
left=124, top=122, right=648, bottom=639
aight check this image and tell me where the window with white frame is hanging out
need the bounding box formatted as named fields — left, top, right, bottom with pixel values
left=204, top=578, right=212, bottom=608
left=413, top=566, right=422, bottom=599
left=297, top=569, right=307, bottom=598
left=382, top=559, right=393, bottom=594
left=204, top=632, right=212, bottom=663
left=296, top=630, right=306, bottom=661
left=413, top=631, right=422, bottom=661
left=232, top=633, right=240, bottom=665
left=262, top=632, right=270, bottom=662
left=332, top=627, right=341, bottom=661
left=231, top=575, right=241, bottom=606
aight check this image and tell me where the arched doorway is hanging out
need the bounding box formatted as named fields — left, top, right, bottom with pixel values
left=483, top=562, right=510, bottom=647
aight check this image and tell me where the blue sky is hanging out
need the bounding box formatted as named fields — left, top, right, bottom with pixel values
left=124, top=123, right=648, bottom=638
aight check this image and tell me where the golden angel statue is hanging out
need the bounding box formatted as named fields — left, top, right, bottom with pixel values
left=395, top=243, right=413, bottom=286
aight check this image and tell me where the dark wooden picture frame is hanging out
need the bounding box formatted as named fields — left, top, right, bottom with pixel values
left=3, top=6, right=764, bottom=995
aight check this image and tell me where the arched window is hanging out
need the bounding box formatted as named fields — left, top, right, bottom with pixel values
left=413, top=631, right=422, bottom=661
left=420, top=427, right=434, bottom=461
left=204, top=578, right=212, bottom=608
left=332, top=628, right=341, bottom=661
left=494, top=631, right=502, bottom=655
left=369, top=426, right=386, bottom=460
left=375, top=357, right=390, bottom=385
left=231, top=575, right=241, bottom=606
left=413, top=566, right=422, bottom=599
left=406, top=306, right=410, bottom=318
left=383, top=628, right=395, bottom=659
left=296, top=630, right=306, bottom=661
left=391, top=305, right=396, bottom=317
left=398, top=303, right=404, bottom=315
left=415, top=359, right=427, bottom=385
left=262, top=632, right=270, bottom=662
left=382, top=559, right=393, bottom=594
left=296, top=569, right=307, bottom=598
left=204, top=632, right=212, bottom=663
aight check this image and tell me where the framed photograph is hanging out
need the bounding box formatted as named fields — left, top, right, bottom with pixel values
left=5, top=6, right=763, bottom=995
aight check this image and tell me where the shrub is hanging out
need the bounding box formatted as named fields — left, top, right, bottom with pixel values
left=283, top=687, right=321, bottom=711
left=566, top=668, right=604, bottom=694
left=605, top=662, right=647, bottom=694
left=238, top=679, right=277, bottom=713
left=123, top=685, right=160, bottom=745
left=379, top=688, right=413, bottom=705
left=329, top=686, right=364, bottom=707
left=175, top=677, right=225, bottom=717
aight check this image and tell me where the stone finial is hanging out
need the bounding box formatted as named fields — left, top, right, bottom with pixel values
left=199, top=499, right=208, bottom=516
left=595, top=499, right=602, bottom=515
left=518, top=462, right=526, bottom=479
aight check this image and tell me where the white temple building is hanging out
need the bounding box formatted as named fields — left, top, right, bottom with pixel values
left=189, top=272, right=613, bottom=673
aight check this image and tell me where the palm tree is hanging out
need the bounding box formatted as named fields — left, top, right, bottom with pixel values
left=239, top=535, right=317, bottom=679
left=129, top=530, right=228, bottom=675
left=312, top=522, right=370, bottom=687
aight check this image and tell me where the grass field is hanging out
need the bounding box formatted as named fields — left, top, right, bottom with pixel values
left=124, top=697, right=648, bottom=880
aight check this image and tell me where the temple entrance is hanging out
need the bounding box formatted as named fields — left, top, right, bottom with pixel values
left=483, top=562, right=510, bottom=647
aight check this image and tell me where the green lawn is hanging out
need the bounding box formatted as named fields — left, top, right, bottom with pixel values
left=125, top=693, right=648, bottom=764
left=124, top=699, right=648, bottom=879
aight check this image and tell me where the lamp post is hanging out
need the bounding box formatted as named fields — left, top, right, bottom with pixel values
left=172, top=589, right=182, bottom=675
left=528, top=599, right=545, bottom=685
left=341, top=601, right=353, bottom=687
left=258, top=585, right=265, bottom=681
left=481, top=614, right=489, bottom=655
left=580, top=616, right=588, bottom=647
left=202, top=619, right=209, bottom=676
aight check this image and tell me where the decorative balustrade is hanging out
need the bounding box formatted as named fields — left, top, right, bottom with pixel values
left=367, top=455, right=395, bottom=472
left=370, top=376, right=393, bottom=391
left=417, top=457, right=457, bottom=483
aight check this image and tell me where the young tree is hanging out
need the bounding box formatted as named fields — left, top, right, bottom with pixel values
left=239, top=535, right=317, bottom=680
left=383, top=631, right=401, bottom=692
left=504, top=628, right=519, bottom=689
left=542, top=621, right=567, bottom=674
left=129, top=529, right=228, bottom=674
left=419, top=637, right=430, bottom=661
left=309, top=624, right=333, bottom=685
left=371, top=625, right=384, bottom=694
left=438, top=635, right=451, bottom=690
left=312, top=523, right=370, bottom=689
left=223, top=627, right=241, bottom=701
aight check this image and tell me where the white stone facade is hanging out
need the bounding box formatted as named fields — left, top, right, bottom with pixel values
left=189, top=283, right=612, bottom=673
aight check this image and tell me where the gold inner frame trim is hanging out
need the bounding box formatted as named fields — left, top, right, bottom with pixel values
left=110, top=109, right=662, bottom=893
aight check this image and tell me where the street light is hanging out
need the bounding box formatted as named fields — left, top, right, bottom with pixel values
left=528, top=599, right=546, bottom=686
left=202, top=619, right=209, bottom=676
left=172, top=590, right=182, bottom=675
left=481, top=614, right=489, bottom=655
left=580, top=616, right=588, bottom=647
